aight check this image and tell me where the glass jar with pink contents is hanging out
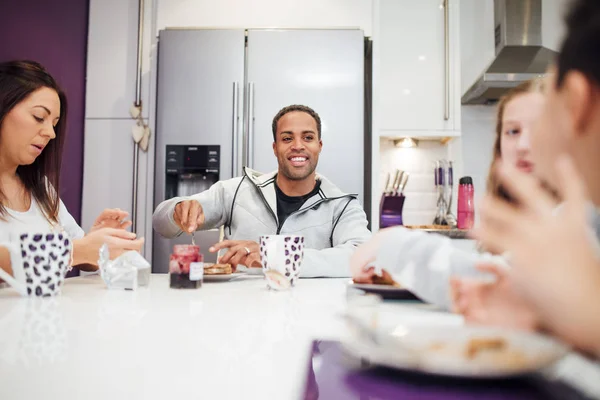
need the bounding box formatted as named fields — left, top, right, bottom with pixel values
left=169, top=245, right=203, bottom=289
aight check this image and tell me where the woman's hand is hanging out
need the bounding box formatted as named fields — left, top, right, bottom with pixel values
left=73, top=227, right=144, bottom=265
left=90, top=208, right=131, bottom=232
left=450, top=263, right=539, bottom=330
left=472, top=156, right=600, bottom=355
left=350, top=229, right=395, bottom=283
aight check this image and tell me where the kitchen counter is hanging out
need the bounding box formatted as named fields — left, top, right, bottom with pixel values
left=404, top=226, right=471, bottom=239
left=1, top=275, right=599, bottom=399
left=419, top=228, right=470, bottom=239
left=0, top=274, right=454, bottom=400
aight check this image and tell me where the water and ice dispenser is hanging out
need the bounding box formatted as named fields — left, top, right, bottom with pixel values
left=164, top=145, right=220, bottom=199
left=152, top=145, right=221, bottom=273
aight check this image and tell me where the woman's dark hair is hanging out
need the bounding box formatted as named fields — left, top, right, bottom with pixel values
left=556, top=0, right=600, bottom=89
left=0, top=60, right=68, bottom=223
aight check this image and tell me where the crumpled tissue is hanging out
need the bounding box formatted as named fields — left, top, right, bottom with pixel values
left=98, top=244, right=150, bottom=290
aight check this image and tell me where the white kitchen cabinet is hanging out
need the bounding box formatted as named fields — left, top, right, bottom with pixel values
left=81, top=119, right=136, bottom=232
left=460, top=0, right=494, bottom=97
left=373, top=0, right=461, bottom=136
left=85, top=0, right=151, bottom=119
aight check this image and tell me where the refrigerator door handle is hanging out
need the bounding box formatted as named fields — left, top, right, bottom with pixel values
left=247, top=82, right=255, bottom=168
left=443, top=0, right=450, bottom=121
left=232, top=82, right=240, bottom=176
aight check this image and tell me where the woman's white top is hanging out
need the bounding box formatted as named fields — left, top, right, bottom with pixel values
left=0, top=198, right=84, bottom=284
left=375, top=205, right=600, bottom=309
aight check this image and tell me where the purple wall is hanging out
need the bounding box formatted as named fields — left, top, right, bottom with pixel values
left=0, top=0, right=89, bottom=224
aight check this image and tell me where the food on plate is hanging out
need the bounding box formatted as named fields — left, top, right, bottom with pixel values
left=427, top=336, right=530, bottom=370
left=370, top=269, right=402, bottom=288
left=465, top=337, right=529, bottom=369
left=203, top=263, right=233, bottom=275
left=428, top=342, right=446, bottom=352
left=466, top=337, right=506, bottom=359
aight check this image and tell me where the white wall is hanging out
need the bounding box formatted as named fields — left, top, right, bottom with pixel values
left=157, top=0, right=372, bottom=35
left=542, top=0, right=570, bottom=52
left=459, top=106, right=496, bottom=212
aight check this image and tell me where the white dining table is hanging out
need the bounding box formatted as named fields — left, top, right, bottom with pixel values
left=0, top=274, right=599, bottom=400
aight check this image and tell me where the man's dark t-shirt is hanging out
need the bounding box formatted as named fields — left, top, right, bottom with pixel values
left=274, top=179, right=321, bottom=230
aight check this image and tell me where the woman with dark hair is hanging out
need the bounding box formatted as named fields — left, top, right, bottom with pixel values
left=0, top=60, right=144, bottom=279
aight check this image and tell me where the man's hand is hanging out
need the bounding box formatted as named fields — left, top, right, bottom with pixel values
left=174, top=200, right=205, bottom=233
left=209, top=240, right=261, bottom=270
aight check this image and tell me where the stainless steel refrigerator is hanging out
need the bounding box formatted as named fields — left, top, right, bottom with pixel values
left=152, top=28, right=368, bottom=273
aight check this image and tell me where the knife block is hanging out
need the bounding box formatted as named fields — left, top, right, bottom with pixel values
left=379, top=194, right=405, bottom=228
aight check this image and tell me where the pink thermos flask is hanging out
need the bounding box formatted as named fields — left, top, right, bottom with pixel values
left=457, top=176, right=474, bottom=229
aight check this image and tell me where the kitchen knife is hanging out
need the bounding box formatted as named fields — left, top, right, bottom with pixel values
left=391, top=169, right=401, bottom=196
left=399, top=172, right=410, bottom=195
left=394, top=171, right=405, bottom=196
left=383, top=172, right=391, bottom=195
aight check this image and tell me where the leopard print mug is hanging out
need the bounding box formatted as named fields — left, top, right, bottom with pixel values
left=259, top=235, right=304, bottom=290
left=0, top=232, right=73, bottom=296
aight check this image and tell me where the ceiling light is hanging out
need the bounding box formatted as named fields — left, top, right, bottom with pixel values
left=394, top=137, right=418, bottom=148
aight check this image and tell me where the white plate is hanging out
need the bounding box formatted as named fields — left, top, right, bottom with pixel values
left=203, top=273, right=246, bottom=282
left=351, top=283, right=402, bottom=292
left=349, top=281, right=421, bottom=301
left=244, top=267, right=264, bottom=276
left=342, top=322, right=569, bottom=379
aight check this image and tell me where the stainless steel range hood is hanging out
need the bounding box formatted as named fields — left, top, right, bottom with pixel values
left=462, top=0, right=558, bottom=105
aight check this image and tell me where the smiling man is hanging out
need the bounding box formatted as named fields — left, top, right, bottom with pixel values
left=153, top=104, right=371, bottom=277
